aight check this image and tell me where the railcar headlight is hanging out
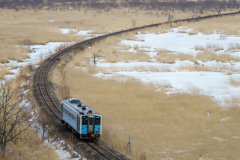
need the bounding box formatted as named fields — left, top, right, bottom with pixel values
left=96, top=130, right=100, bottom=133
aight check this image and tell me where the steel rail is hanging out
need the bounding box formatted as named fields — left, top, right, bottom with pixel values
left=87, top=141, right=121, bottom=160
left=37, top=10, right=240, bottom=159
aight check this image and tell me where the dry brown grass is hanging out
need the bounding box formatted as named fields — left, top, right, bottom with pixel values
left=46, top=10, right=240, bottom=159
left=195, top=43, right=224, bottom=52
left=0, top=66, right=12, bottom=80
left=119, top=50, right=150, bottom=62
left=142, top=24, right=176, bottom=34
left=177, top=64, right=240, bottom=73
left=0, top=10, right=86, bottom=63
left=228, top=43, right=240, bottom=51
left=188, top=30, right=199, bottom=35
left=133, top=44, right=139, bottom=50
left=183, top=14, right=240, bottom=35
left=0, top=8, right=238, bottom=64
left=0, top=13, right=84, bottom=45
left=70, top=34, right=151, bottom=64
left=229, top=78, right=240, bottom=86
left=0, top=66, right=60, bottom=160
left=206, top=43, right=224, bottom=51
left=51, top=63, right=240, bottom=159
left=155, top=50, right=196, bottom=64
left=3, top=6, right=240, bottom=160
left=178, top=65, right=220, bottom=72
left=68, top=29, right=78, bottom=34
left=121, top=44, right=132, bottom=50
left=194, top=45, right=205, bottom=51
left=6, top=129, right=59, bottom=160
left=196, top=51, right=240, bottom=62
left=0, top=45, right=30, bottom=63
left=54, top=42, right=75, bottom=53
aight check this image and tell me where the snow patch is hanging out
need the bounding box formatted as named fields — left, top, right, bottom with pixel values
left=121, top=27, right=240, bottom=57
left=60, top=28, right=92, bottom=36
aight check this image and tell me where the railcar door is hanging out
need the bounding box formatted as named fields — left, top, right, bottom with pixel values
left=87, top=118, right=94, bottom=134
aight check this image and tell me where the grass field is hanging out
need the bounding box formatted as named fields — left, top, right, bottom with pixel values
left=47, top=12, right=240, bottom=159
left=183, top=14, right=240, bottom=35
left=1, top=5, right=240, bottom=159
left=51, top=62, right=240, bottom=159
left=0, top=67, right=12, bottom=80
left=0, top=6, right=234, bottom=66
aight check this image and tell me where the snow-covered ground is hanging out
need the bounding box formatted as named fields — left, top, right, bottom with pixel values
left=94, top=27, right=240, bottom=106
left=1, top=42, right=68, bottom=79
left=121, top=28, right=240, bottom=58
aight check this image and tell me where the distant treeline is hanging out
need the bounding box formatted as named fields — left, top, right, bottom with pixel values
left=0, top=0, right=239, bottom=12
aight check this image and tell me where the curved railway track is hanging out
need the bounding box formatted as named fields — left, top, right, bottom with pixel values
left=37, top=10, right=240, bottom=159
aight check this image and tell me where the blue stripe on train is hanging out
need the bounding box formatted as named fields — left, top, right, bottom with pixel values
left=81, top=125, right=101, bottom=134
left=81, top=125, right=88, bottom=134
left=94, top=125, right=101, bottom=134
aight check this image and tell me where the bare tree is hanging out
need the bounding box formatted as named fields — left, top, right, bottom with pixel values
left=131, top=19, right=137, bottom=27
left=0, top=80, right=33, bottom=158
left=38, top=113, right=49, bottom=140
left=20, top=39, right=33, bottom=48
left=65, top=21, right=70, bottom=28
left=112, top=50, right=120, bottom=60
left=93, top=50, right=101, bottom=66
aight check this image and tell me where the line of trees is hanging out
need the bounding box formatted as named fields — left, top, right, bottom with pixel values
left=0, top=80, right=34, bottom=158
left=0, top=0, right=239, bottom=13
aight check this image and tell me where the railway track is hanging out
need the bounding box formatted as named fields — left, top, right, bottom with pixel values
left=36, top=10, right=240, bottom=159
left=88, top=140, right=122, bottom=160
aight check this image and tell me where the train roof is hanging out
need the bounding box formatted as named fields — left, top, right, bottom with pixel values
left=61, top=98, right=100, bottom=116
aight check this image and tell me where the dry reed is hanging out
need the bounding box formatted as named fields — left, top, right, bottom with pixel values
left=45, top=9, right=240, bottom=159
left=156, top=50, right=196, bottom=63
left=188, top=30, right=198, bottom=35
left=0, top=45, right=30, bottom=63
left=1, top=66, right=60, bottom=160
left=229, top=78, right=240, bottom=86
left=196, top=51, right=240, bottom=62
left=0, top=67, right=12, bottom=79
left=68, top=29, right=78, bottom=34
left=51, top=65, right=240, bottom=159
left=183, top=14, right=240, bottom=35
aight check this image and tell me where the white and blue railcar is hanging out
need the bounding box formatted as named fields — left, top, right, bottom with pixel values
left=61, top=98, right=102, bottom=139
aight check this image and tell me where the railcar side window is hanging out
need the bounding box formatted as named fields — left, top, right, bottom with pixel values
left=82, top=116, right=87, bottom=125
left=95, top=116, right=101, bottom=125
left=64, top=108, right=77, bottom=122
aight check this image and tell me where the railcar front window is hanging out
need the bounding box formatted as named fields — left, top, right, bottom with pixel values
left=95, top=117, right=101, bottom=125
left=89, top=118, right=93, bottom=125
left=82, top=116, right=87, bottom=125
